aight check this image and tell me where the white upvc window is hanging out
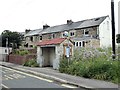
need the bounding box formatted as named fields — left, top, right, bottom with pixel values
left=76, top=42, right=78, bottom=46
left=75, top=41, right=83, bottom=47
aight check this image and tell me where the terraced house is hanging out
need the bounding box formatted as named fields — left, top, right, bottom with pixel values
left=24, top=15, right=111, bottom=48
left=24, top=15, right=112, bottom=69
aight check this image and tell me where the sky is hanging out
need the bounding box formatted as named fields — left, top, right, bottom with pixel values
left=0, top=0, right=119, bottom=34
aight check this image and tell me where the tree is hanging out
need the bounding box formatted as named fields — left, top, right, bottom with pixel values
left=116, top=34, right=120, bottom=43
left=1, top=30, right=23, bottom=49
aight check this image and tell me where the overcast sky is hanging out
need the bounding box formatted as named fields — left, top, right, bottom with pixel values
left=0, top=0, right=119, bottom=34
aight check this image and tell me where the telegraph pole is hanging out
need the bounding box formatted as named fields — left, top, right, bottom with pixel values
left=111, top=0, right=116, bottom=59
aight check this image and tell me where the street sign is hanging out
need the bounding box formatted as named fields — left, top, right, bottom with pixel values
left=66, top=46, right=70, bottom=57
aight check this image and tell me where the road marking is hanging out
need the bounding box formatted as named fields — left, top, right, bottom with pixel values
left=1, top=71, right=6, bottom=73
left=9, top=73, right=26, bottom=79
left=1, top=84, right=9, bottom=88
left=4, top=75, right=13, bottom=80
left=2, top=66, right=53, bottom=83
left=2, top=76, right=9, bottom=80
left=61, top=84, right=78, bottom=88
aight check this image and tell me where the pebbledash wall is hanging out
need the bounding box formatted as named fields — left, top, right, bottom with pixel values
left=0, top=47, right=12, bottom=61
left=99, top=17, right=112, bottom=47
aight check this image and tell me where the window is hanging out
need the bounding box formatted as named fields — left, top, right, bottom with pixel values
left=40, top=36, right=42, bottom=40
left=30, top=45, right=33, bottom=47
left=84, top=29, right=89, bottom=36
left=73, top=42, right=75, bottom=45
left=30, top=37, right=33, bottom=42
left=83, top=41, right=85, bottom=47
left=51, top=34, right=55, bottom=39
left=70, top=32, right=75, bottom=37
left=5, top=49, right=7, bottom=53
left=76, top=42, right=78, bottom=46
left=85, top=31, right=89, bottom=35
left=79, top=42, right=81, bottom=47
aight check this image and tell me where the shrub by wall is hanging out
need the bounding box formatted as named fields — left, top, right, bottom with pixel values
left=23, top=59, right=39, bottom=67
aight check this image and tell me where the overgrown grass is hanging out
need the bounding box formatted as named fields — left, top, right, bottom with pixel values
left=59, top=47, right=119, bottom=84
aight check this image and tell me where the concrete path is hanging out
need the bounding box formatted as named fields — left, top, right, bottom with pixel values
left=0, top=61, right=119, bottom=89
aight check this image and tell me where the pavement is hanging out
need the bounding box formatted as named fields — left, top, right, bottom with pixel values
left=0, top=61, right=119, bottom=89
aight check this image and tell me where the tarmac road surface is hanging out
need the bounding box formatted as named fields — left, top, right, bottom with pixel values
left=1, top=66, right=86, bottom=90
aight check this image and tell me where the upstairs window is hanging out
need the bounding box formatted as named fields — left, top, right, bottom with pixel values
left=70, top=32, right=75, bottom=37
left=51, top=34, right=55, bottom=39
left=40, top=36, right=42, bottom=40
left=84, top=29, right=89, bottom=36
left=5, top=49, right=7, bottom=53
left=30, top=37, right=33, bottom=42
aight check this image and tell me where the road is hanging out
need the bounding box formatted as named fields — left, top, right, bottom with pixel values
left=0, top=66, right=84, bottom=89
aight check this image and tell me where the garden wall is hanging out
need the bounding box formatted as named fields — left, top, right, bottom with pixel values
left=8, top=54, right=36, bottom=65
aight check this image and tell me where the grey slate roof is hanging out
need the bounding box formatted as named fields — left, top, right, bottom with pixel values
left=24, top=15, right=108, bottom=37
left=24, top=29, right=43, bottom=37
left=41, top=15, right=108, bottom=34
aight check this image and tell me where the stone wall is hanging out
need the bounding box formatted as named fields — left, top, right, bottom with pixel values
left=76, top=29, right=84, bottom=38
left=85, top=39, right=100, bottom=48
left=42, top=33, right=51, bottom=40
left=92, top=39, right=100, bottom=48
left=76, top=26, right=98, bottom=38
left=55, top=32, right=61, bottom=38
left=42, top=32, right=61, bottom=40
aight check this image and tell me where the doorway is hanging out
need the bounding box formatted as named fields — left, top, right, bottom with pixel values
left=42, top=47, right=55, bottom=67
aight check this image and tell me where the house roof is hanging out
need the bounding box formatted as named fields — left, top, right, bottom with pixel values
left=24, top=29, right=43, bottom=37
left=24, top=15, right=108, bottom=36
left=41, top=15, right=108, bottom=34
left=37, top=38, right=66, bottom=46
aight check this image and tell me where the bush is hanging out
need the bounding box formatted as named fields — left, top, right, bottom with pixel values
left=13, top=49, right=29, bottom=56
left=59, top=47, right=119, bottom=84
left=23, top=59, right=39, bottom=67
left=59, top=56, right=69, bottom=73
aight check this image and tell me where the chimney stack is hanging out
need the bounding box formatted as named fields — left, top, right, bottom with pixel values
left=43, top=24, right=50, bottom=29
left=67, top=20, right=73, bottom=25
left=25, top=29, right=31, bottom=34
